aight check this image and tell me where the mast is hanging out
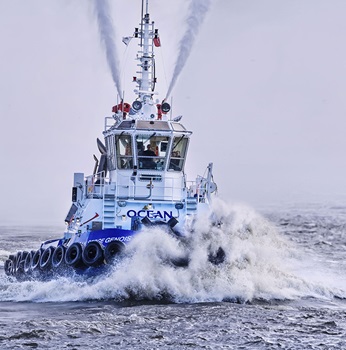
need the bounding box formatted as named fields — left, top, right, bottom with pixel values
left=111, top=0, right=170, bottom=122
left=134, top=0, right=156, bottom=104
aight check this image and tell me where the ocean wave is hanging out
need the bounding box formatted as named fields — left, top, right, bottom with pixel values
left=1, top=200, right=345, bottom=303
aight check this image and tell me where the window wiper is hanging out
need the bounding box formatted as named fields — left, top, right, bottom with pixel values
left=136, top=132, right=156, bottom=144
left=148, top=132, right=156, bottom=141
left=172, top=135, right=184, bottom=151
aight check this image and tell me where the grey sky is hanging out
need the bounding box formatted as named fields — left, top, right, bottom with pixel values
left=1, top=0, right=346, bottom=225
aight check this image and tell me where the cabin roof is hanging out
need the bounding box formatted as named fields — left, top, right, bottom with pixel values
left=104, top=118, right=191, bottom=136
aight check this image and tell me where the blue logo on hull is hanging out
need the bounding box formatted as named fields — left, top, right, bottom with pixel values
left=126, top=210, right=173, bottom=220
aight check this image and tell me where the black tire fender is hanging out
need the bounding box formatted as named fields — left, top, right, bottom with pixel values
left=40, top=247, right=55, bottom=270
left=23, top=252, right=33, bottom=274
left=104, top=241, right=125, bottom=264
left=31, top=250, right=42, bottom=270
left=82, top=241, right=104, bottom=267
left=15, top=251, right=23, bottom=273
left=52, top=245, right=66, bottom=269
left=4, top=259, right=13, bottom=276
left=65, top=243, right=84, bottom=268
left=8, top=254, right=15, bottom=275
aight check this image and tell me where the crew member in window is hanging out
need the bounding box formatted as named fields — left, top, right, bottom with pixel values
left=141, top=144, right=156, bottom=169
left=143, top=144, right=156, bottom=157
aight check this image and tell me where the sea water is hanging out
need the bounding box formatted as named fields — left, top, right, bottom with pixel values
left=0, top=199, right=345, bottom=349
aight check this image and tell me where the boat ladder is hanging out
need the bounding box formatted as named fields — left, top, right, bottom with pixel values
left=103, top=194, right=116, bottom=229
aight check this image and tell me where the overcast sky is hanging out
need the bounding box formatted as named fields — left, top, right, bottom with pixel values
left=1, top=0, right=346, bottom=225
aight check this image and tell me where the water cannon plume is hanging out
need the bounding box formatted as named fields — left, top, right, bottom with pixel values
left=92, top=0, right=122, bottom=97
left=166, top=0, right=211, bottom=100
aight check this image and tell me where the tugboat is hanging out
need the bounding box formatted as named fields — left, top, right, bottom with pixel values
left=4, top=1, right=220, bottom=280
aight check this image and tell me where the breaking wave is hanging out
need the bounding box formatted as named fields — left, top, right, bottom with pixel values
left=1, top=199, right=345, bottom=303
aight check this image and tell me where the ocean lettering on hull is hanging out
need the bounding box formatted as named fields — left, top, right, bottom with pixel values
left=127, top=210, right=173, bottom=220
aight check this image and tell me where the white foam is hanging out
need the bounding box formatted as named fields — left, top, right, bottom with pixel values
left=1, top=200, right=345, bottom=303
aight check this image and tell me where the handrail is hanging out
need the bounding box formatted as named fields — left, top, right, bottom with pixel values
left=85, top=171, right=110, bottom=199
left=84, top=171, right=209, bottom=203
left=116, top=173, right=186, bottom=202
left=104, top=116, right=115, bottom=131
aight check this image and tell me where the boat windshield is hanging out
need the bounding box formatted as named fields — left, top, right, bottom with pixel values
left=136, top=135, right=170, bottom=170
left=115, top=134, right=133, bottom=169
left=169, top=136, right=188, bottom=171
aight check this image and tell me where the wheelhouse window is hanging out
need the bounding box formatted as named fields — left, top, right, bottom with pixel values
left=116, top=134, right=133, bottom=169
left=136, top=134, right=170, bottom=170
left=169, top=136, right=188, bottom=171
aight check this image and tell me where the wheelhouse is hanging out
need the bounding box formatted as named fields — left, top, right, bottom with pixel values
left=104, top=119, right=191, bottom=175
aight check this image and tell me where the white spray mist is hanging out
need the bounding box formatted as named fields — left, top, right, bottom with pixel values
left=92, top=0, right=122, bottom=97
left=166, top=0, right=211, bottom=99
left=1, top=201, right=345, bottom=303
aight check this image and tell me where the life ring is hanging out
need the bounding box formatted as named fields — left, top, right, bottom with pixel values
left=40, top=247, right=55, bottom=270
left=104, top=241, right=125, bottom=264
left=82, top=241, right=104, bottom=267
left=52, top=245, right=66, bottom=269
left=65, top=243, right=84, bottom=268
